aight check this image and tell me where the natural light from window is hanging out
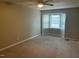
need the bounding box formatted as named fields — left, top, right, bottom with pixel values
left=50, top=15, right=60, bottom=28
left=42, top=13, right=66, bottom=29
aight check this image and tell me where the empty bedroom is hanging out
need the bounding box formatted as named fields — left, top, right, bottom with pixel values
left=0, top=0, right=79, bottom=58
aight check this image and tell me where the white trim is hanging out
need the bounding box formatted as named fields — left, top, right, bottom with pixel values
left=0, top=34, right=40, bottom=52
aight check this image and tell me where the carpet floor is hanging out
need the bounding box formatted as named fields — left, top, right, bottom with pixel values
left=0, top=36, right=79, bottom=58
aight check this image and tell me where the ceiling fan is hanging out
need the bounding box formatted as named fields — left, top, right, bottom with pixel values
left=4, top=0, right=54, bottom=8
left=35, top=0, right=54, bottom=8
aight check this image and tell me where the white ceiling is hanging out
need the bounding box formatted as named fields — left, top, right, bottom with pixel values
left=0, top=0, right=79, bottom=10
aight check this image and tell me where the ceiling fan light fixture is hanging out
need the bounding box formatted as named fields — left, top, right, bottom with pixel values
left=37, top=3, right=44, bottom=8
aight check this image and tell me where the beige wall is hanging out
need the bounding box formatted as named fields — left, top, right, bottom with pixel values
left=0, top=3, right=40, bottom=49
left=23, top=7, right=40, bottom=39
left=41, top=8, right=79, bottom=39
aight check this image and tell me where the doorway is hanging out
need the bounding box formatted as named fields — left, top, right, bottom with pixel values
left=41, top=13, right=66, bottom=38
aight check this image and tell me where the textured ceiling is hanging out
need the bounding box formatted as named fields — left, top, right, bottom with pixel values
left=0, top=0, right=79, bottom=10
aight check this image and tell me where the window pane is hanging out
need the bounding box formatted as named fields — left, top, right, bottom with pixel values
left=50, top=15, right=60, bottom=28
left=42, top=15, right=49, bottom=28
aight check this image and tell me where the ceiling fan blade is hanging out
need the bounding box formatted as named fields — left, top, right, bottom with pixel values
left=45, top=3, right=54, bottom=6
left=44, top=0, right=53, bottom=3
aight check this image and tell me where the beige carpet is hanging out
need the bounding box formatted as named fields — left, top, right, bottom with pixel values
left=0, top=36, right=79, bottom=58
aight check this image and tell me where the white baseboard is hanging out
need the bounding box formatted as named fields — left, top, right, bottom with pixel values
left=64, top=37, right=79, bottom=41
left=0, top=34, right=40, bottom=52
